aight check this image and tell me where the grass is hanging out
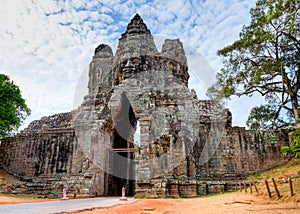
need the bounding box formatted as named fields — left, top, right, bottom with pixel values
left=247, top=158, right=300, bottom=202
left=169, top=191, right=235, bottom=202
left=199, top=191, right=233, bottom=198
left=0, top=193, right=41, bottom=200
left=135, top=191, right=233, bottom=202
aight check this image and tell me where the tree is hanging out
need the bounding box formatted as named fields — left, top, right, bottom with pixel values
left=281, top=127, right=300, bottom=158
left=0, top=74, right=30, bottom=138
left=281, top=107, right=300, bottom=158
left=207, top=0, right=300, bottom=129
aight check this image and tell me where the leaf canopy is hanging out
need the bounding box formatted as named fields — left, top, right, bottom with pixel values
left=208, top=0, right=300, bottom=129
left=0, top=74, right=30, bottom=138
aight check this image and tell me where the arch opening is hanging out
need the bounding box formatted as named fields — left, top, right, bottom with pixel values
left=106, top=93, right=138, bottom=196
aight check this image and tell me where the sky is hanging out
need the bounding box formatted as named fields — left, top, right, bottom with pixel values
left=0, top=0, right=261, bottom=130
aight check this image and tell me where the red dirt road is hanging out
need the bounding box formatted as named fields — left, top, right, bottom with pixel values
left=0, top=192, right=299, bottom=214
left=75, top=192, right=300, bottom=214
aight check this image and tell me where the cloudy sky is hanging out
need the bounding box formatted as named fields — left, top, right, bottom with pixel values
left=1, top=0, right=260, bottom=129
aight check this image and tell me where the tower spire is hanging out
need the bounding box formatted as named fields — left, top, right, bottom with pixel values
left=121, top=13, right=151, bottom=38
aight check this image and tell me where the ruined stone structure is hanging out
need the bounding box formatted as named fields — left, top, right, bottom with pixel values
left=0, top=14, right=289, bottom=198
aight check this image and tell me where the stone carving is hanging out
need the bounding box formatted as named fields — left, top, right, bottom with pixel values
left=0, top=14, right=289, bottom=198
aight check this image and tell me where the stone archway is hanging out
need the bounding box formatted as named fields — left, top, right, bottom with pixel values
left=106, top=93, right=137, bottom=196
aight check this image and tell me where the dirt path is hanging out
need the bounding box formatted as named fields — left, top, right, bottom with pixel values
left=0, top=192, right=299, bottom=214
left=75, top=193, right=300, bottom=214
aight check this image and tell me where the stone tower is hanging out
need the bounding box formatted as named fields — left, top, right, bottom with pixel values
left=0, top=14, right=288, bottom=198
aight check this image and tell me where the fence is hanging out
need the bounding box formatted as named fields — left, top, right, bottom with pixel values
left=235, top=177, right=297, bottom=199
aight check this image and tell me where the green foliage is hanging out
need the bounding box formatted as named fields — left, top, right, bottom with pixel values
left=0, top=74, right=30, bottom=138
left=246, top=104, right=277, bottom=129
left=207, top=0, right=300, bottom=129
left=281, top=128, right=300, bottom=158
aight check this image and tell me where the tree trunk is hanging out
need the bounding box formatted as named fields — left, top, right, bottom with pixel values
left=291, top=94, right=299, bottom=125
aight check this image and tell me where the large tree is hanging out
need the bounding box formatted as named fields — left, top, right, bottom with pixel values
left=0, top=74, right=30, bottom=138
left=208, top=0, right=300, bottom=129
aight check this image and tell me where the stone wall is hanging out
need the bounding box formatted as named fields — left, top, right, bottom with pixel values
left=1, top=130, right=75, bottom=177
left=0, top=112, right=106, bottom=198
left=193, top=127, right=289, bottom=180
left=1, top=113, right=76, bottom=177
left=135, top=127, right=288, bottom=198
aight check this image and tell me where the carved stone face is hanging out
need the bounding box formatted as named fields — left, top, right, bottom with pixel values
left=94, top=44, right=113, bottom=58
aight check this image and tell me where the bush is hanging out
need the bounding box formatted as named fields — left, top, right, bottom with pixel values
left=281, top=128, right=300, bottom=158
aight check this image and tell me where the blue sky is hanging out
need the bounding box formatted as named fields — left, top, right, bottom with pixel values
left=0, top=0, right=260, bottom=129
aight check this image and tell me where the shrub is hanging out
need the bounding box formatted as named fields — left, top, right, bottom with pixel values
left=281, top=128, right=300, bottom=158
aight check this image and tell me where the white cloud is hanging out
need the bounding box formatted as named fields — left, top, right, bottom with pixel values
left=0, top=0, right=260, bottom=130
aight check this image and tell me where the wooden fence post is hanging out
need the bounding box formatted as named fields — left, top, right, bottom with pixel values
left=244, top=181, right=247, bottom=193
left=272, top=178, right=281, bottom=199
left=253, top=180, right=259, bottom=193
left=288, top=178, right=294, bottom=197
left=239, top=182, right=242, bottom=192
left=249, top=180, right=253, bottom=193
left=265, top=180, right=272, bottom=198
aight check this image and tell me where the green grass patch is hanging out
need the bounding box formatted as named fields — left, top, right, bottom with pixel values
left=0, top=193, right=45, bottom=200
left=199, top=190, right=234, bottom=198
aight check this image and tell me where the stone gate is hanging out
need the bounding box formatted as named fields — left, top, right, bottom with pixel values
left=0, top=14, right=289, bottom=198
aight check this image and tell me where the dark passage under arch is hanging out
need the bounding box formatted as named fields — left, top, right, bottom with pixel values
left=105, top=93, right=136, bottom=196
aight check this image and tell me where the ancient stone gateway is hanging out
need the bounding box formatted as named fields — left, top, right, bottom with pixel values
left=0, top=14, right=289, bottom=198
